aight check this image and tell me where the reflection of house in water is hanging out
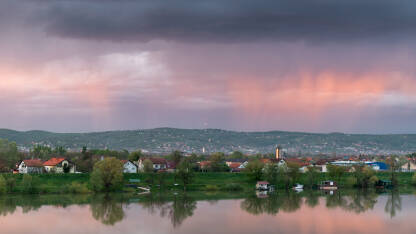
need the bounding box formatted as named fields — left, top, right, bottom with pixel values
left=256, top=190, right=269, bottom=198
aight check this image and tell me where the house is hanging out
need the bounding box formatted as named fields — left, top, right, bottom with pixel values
left=43, top=158, right=76, bottom=173
left=166, top=161, right=177, bottom=172
left=238, top=161, right=249, bottom=169
left=285, top=158, right=310, bottom=168
left=366, top=162, right=388, bottom=171
left=401, top=160, right=416, bottom=172
left=17, top=159, right=43, bottom=174
left=259, top=158, right=273, bottom=165
left=138, top=158, right=168, bottom=171
left=315, top=164, right=328, bottom=173
left=228, top=162, right=242, bottom=172
left=122, top=160, right=138, bottom=173
left=225, top=159, right=246, bottom=167
left=198, top=161, right=211, bottom=172
left=256, top=181, right=270, bottom=191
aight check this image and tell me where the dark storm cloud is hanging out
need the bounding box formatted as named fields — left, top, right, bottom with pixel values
left=28, top=0, right=416, bottom=43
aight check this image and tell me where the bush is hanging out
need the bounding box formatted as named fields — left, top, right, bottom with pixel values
left=412, top=173, right=416, bottom=186
left=38, top=184, right=53, bottom=194
left=369, top=176, right=379, bottom=187
left=222, top=183, right=243, bottom=191
left=68, top=182, right=91, bottom=194
left=0, top=175, right=6, bottom=194
left=6, top=177, right=16, bottom=193
left=21, top=174, right=36, bottom=194
left=346, top=177, right=357, bottom=188
left=204, top=185, right=219, bottom=191
left=123, top=187, right=137, bottom=193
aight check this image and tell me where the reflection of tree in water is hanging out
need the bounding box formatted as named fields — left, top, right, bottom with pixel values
left=240, top=195, right=266, bottom=215
left=140, top=193, right=197, bottom=228
left=346, top=190, right=378, bottom=213
left=0, top=194, right=93, bottom=217
left=0, top=197, right=17, bottom=216
left=325, top=190, right=378, bottom=214
left=169, top=195, right=197, bottom=228
left=304, top=191, right=320, bottom=208
left=385, top=190, right=401, bottom=218
left=280, top=192, right=302, bottom=212
left=325, top=192, right=348, bottom=209
left=140, top=192, right=171, bottom=216
left=240, top=192, right=302, bottom=215
left=90, top=195, right=125, bottom=226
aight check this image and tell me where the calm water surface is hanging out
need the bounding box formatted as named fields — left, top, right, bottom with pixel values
left=0, top=190, right=415, bottom=234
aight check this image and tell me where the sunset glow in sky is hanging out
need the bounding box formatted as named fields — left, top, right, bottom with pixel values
left=1, top=0, right=416, bottom=133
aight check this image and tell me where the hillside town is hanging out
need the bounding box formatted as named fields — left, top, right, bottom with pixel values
left=11, top=146, right=416, bottom=175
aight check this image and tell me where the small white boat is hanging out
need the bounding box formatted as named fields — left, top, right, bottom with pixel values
left=293, top=183, right=304, bottom=190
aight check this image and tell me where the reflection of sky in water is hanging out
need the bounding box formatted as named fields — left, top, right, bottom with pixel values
left=1, top=194, right=416, bottom=234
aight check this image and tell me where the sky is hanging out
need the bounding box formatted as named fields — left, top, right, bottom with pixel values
left=1, top=0, right=416, bottom=133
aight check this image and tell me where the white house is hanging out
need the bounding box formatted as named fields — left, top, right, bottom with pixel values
left=122, top=160, right=138, bottom=173
left=401, top=161, right=416, bottom=172
left=43, top=158, right=76, bottom=173
left=18, top=159, right=43, bottom=174
left=138, top=158, right=168, bottom=171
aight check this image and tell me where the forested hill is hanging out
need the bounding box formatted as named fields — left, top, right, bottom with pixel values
left=0, top=128, right=415, bottom=155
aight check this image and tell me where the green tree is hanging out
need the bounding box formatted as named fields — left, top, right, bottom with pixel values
left=277, top=166, right=292, bottom=190
left=209, top=161, right=230, bottom=172
left=352, top=164, right=375, bottom=188
left=210, top=152, right=225, bottom=162
left=6, top=177, right=16, bottom=193
left=176, top=159, right=195, bottom=191
left=305, top=166, right=319, bottom=189
left=143, top=159, right=154, bottom=173
left=32, top=145, right=52, bottom=159
left=208, top=152, right=229, bottom=172
left=53, top=146, right=67, bottom=155
left=188, top=153, right=199, bottom=163
left=156, top=172, right=167, bottom=189
left=0, top=139, right=19, bottom=169
left=128, top=150, right=143, bottom=162
left=412, top=173, right=416, bottom=186
left=170, top=151, right=183, bottom=166
left=21, top=174, right=34, bottom=194
left=286, top=162, right=301, bottom=184
left=245, top=160, right=264, bottom=181
left=230, top=151, right=244, bottom=159
left=0, top=175, right=6, bottom=195
left=263, top=163, right=279, bottom=185
left=386, top=155, right=405, bottom=186
left=327, top=164, right=348, bottom=183
left=90, top=157, right=124, bottom=192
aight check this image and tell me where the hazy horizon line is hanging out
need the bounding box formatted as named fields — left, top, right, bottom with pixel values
left=1, top=127, right=416, bottom=136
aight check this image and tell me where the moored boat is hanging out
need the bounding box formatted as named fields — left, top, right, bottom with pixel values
left=319, top=181, right=338, bottom=190
left=293, top=183, right=304, bottom=191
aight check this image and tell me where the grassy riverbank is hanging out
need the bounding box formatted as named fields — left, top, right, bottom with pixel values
left=0, top=172, right=414, bottom=194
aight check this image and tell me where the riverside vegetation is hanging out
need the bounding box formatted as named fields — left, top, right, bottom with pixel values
left=1, top=164, right=416, bottom=195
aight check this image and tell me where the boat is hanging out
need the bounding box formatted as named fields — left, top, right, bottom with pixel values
left=256, top=181, right=270, bottom=191
left=375, top=180, right=392, bottom=189
left=319, top=181, right=338, bottom=190
left=293, top=183, right=304, bottom=191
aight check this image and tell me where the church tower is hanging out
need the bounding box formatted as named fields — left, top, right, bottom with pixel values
left=276, top=146, right=282, bottom=160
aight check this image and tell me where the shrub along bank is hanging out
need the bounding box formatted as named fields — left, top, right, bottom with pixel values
left=0, top=172, right=415, bottom=195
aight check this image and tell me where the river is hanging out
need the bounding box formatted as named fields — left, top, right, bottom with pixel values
left=0, top=189, right=415, bottom=234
